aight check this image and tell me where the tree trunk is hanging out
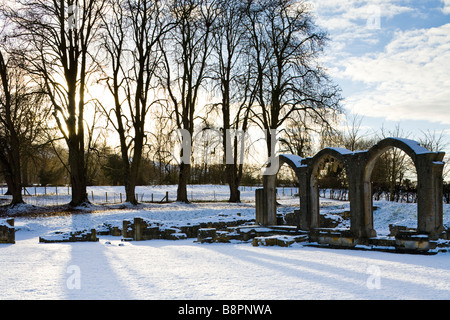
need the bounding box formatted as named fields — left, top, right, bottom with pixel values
left=126, top=137, right=143, bottom=205
left=227, top=163, right=241, bottom=203
left=125, top=177, right=137, bottom=205
left=4, top=168, right=24, bottom=207
left=68, top=144, right=88, bottom=207
left=10, top=146, right=23, bottom=206
left=177, top=162, right=190, bottom=203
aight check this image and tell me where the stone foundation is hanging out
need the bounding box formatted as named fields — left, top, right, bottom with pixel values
left=123, top=215, right=254, bottom=242
left=194, top=222, right=449, bottom=254
left=39, top=229, right=98, bottom=243
left=0, top=219, right=15, bottom=244
left=123, top=217, right=187, bottom=241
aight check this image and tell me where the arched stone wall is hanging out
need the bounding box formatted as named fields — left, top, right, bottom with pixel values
left=361, top=138, right=445, bottom=238
left=308, top=148, right=353, bottom=229
left=257, top=154, right=304, bottom=226
left=259, top=137, right=446, bottom=240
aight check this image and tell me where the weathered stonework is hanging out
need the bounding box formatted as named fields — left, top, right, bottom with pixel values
left=197, top=223, right=309, bottom=245
left=122, top=217, right=187, bottom=241
left=122, top=215, right=255, bottom=242
left=96, top=223, right=122, bottom=236
left=0, top=219, right=15, bottom=244
left=257, top=137, right=446, bottom=251
left=39, top=229, right=98, bottom=243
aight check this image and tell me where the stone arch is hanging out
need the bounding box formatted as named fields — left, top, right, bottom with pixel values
left=308, top=148, right=353, bottom=229
left=361, top=137, right=445, bottom=238
left=257, top=137, right=445, bottom=240
left=257, top=155, right=304, bottom=226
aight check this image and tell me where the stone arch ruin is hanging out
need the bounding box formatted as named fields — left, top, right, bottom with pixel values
left=256, top=154, right=303, bottom=226
left=257, top=137, right=446, bottom=241
left=307, top=147, right=353, bottom=231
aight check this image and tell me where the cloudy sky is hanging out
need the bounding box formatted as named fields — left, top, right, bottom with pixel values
left=310, top=0, right=450, bottom=147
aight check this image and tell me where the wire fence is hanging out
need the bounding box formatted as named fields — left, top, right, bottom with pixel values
left=3, top=184, right=436, bottom=208
left=0, top=185, right=301, bottom=207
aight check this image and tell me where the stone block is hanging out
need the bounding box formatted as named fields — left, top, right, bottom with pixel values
left=180, top=224, right=201, bottom=238
left=0, top=219, right=15, bottom=244
left=317, top=235, right=356, bottom=248
left=96, top=223, right=122, bottom=236
left=389, top=225, right=415, bottom=237
left=165, top=232, right=187, bottom=240
left=39, top=229, right=98, bottom=243
left=395, top=234, right=436, bottom=252
left=276, top=236, right=295, bottom=247
left=197, top=228, right=216, bottom=243
left=215, top=231, right=231, bottom=243
left=368, top=237, right=396, bottom=248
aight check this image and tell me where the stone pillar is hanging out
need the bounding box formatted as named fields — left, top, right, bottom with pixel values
left=256, top=175, right=277, bottom=226
left=416, top=153, right=445, bottom=239
left=297, top=161, right=313, bottom=230
left=347, top=151, right=376, bottom=239
left=264, top=175, right=277, bottom=226
left=134, top=217, right=144, bottom=241
left=255, top=188, right=265, bottom=225
left=123, top=220, right=132, bottom=239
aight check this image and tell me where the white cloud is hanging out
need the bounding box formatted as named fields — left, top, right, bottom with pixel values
left=311, top=0, right=417, bottom=67
left=342, top=23, right=450, bottom=124
left=442, top=0, right=450, bottom=14
left=311, top=0, right=414, bottom=30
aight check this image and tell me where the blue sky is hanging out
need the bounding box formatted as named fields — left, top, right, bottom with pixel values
left=310, top=0, right=450, bottom=150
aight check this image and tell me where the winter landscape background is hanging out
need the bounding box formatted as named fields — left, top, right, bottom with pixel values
left=1, top=0, right=449, bottom=302
left=1, top=184, right=449, bottom=300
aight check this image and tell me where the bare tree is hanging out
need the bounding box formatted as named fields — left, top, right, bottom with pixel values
left=419, top=129, right=448, bottom=153
left=99, top=0, right=169, bottom=204
left=0, top=47, right=24, bottom=206
left=340, top=114, right=376, bottom=152
left=5, top=0, right=105, bottom=206
left=160, top=0, right=216, bottom=202
left=279, top=111, right=315, bottom=157
left=148, top=104, right=178, bottom=185
left=373, top=125, right=413, bottom=202
left=243, top=0, right=341, bottom=158
left=208, top=0, right=251, bottom=202
left=0, top=33, right=50, bottom=206
left=419, top=129, right=449, bottom=182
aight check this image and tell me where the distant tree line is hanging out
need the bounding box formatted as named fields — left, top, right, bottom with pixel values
left=0, top=0, right=447, bottom=208
left=0, top=0, right=342, bottom=207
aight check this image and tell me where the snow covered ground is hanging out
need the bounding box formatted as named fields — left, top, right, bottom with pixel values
left=0, top=185, right=449, bottom=300
left=13, top=184, right=264, bottom=206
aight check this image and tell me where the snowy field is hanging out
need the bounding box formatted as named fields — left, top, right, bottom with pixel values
left=0, top=185, right=449, bottom=300
left=11, top=184, right=264, bottom=206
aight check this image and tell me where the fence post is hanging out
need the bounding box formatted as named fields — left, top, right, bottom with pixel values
left=120, top=193, right=122, bottom=203
left=91, top=190, right=94, bottom=202
left=166, top=191, right=169, bottom=203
